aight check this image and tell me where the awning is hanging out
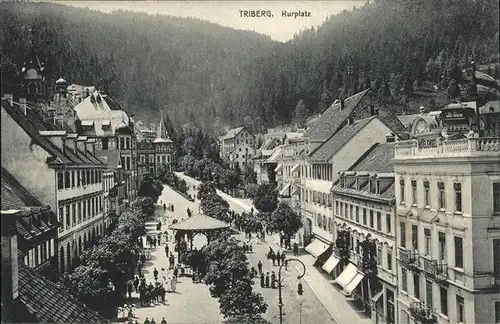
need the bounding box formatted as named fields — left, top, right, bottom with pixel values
left=344, top=272, right=365, bottom=295
left=101, top=120, right=111, bottom=126
left=305, top=239, right=329, bottom=258
left=279, top=184, right=291, bottom=196
left=322, top=254, right=340, bottom=274
left=291, top=164, right=300, bottom=173
left=274, top=164, right=283, bottom=172
left=290, top=186, right=299, bottom=196
left=335, top=262, right=358, bottom=289
left=372, top=289, right=384, bottom=303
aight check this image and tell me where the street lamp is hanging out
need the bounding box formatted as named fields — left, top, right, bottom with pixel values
left=296, top=286, right=305, bottom=324
left=278, top=258, right=306, bottom=324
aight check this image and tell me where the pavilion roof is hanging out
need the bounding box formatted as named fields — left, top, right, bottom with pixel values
left=169, top=213, right=230, bottom=231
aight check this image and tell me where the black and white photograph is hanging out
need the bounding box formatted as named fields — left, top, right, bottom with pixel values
left=1, top=1, right=499, bottom=323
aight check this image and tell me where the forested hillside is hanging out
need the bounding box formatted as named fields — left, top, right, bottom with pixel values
left=1, top=0, right=498, bottom=133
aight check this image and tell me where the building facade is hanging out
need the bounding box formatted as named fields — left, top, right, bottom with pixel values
left=394, top=107, right=500, bottom=324
left=220, top=126, right=255, bottom=169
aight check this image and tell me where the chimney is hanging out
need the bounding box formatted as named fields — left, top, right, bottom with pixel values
left=1, top=211, right=21, bottom=312
left=347, top=116, right=354, bottom=125
left=386, top=133, right=395, bottom=143
left=19, top=98, right=27, bottom=115
left=3, top=94, right=13, bottom=106
left=340, top=99, right=345, bottom=110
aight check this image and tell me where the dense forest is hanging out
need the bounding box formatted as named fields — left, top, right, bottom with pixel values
left=1, top=0, right=498, bottom=134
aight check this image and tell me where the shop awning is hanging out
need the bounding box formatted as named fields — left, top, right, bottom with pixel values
left=291, top=164, right=300, bottom=173
left=344, top=272, right=365, bottom=295
left=334, top=262, right=358, bottom=289
left=290, top=186, right=299, bottom=196
left=279, top=184, right=291, bottom=196
left=81, top=120, right=94, bottom=126
left=305, top=239, right=329, bottom=258
left=274, top=164, right=283, bottom=172
left=322, top=254, right=340, bottom=274
left=372, top=289, right=384, bottom=303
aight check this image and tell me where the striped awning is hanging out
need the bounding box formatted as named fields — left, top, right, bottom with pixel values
left=274, top=164, right=283, bottom=172
left=279, top=183, right=291, bottom=196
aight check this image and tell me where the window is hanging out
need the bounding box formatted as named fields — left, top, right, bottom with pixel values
left=350, top=205, right=354, bottom=220
left=426, top=280, right=433, bottom=307
left=454, top=183, right=462, bottom=212
left=363, top=208, right=367, bottom=225
left=386, top=214, right=391, bottom=234
left=456, top=295, right=464, bottom=323
left=72, top=204, right=76, bottom=225
left=494, top=183, right=500, bottom=214
left=412, top=225, right=418, bottom=250
left=81, top=170, right=86, bottom=185
left=377, top=247, right=382, bottom=265
left=424, top=228, right=431, bottom=256
left=401, top=268, right=408, bottom=292
left=370, top=210, right=374, bottom=228
left=239, top=148, right=241, bottom=152
left=387, top=249, right=392, bottom=270
left=400, top=222, right=406, bottom=248
left=493, top=239, right=500, bottom=278
left=120, top=138, right=125, bottom=150
left=149, top=155, right=154, bottom=164
left=71, top=171, right=75, bottom=188
left=102, top=138, right=109, bottom=150
left=496, top=302, right=500, bottom=324
left=439, top=232, right=446, bottom=262
left=125, top=137, right=130, bottom=149
left=377, top=212, right=381, bottom=231
left=356, top=206, right=360, bottom=223
left=438, top=182, right=445, bottom=209
left=65, top=205, right=70, bottom=229
left=86, top=170, right=90, bottom=185
left=413, top=273, right=420, bottom=300
left=424, top=181, right=430, bottom=207
left=57, top=172, right=64, bottom=190
left=64, top=171, right=70, bottom=189
left=411, top=180, right=417, bottom=205
left=440, top=286, right=448, bottom=316
left=399, top=179, right=405, bottom=203
left=78, top=201, right=82, bottom=223
left=454, top=236, right=463, bottom=269
left=335, top=201, right=339, bottom=215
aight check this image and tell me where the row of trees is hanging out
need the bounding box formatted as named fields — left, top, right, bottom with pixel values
left=61, top=176, right=163, bottom=318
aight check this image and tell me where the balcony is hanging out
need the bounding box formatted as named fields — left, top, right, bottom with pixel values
left=399, top=248, right=420, bottom=271
left=422, top=258, right=448, bottom=284
left=410, top=302, right=437, bottom=324
left=394, top=137, right=500, bottom=159
left=357, top=257, right=378, bottom=276
left=333, top=246, right=350, bottom=260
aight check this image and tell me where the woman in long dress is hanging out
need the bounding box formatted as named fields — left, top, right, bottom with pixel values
left=170, top=275, right=177, bottom=292
left=165, top=275, right=172, bottom=292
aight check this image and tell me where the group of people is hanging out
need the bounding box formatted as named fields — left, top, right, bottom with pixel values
left=267, top=247, right=287, bottom=266
left=141, top=317, right=168, bottom=324
left=163, top=203, right=174, bottom=212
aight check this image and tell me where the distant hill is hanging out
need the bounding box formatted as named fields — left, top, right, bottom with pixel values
left=1, top=0, right=498, bottom=133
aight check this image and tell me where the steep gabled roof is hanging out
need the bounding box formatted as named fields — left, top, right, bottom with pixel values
left=223, top=126, right=245, bottom=140
left=351, top=142, right=396, bottom=173
left=15, top=263, right=109, bottom=323
left=308, top=117, right=376, bottom=163
left=305, top=89, right=370, bottom=141
left=1, top=167, right=42, bottom=210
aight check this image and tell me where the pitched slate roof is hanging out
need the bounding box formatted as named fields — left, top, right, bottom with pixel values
left=1, top=99, right=106, bottom=167
left=73, top=91, right=130, bottom=137
left=223, top=126, right=245, bottom=140
left=308, top=116, right=376, bottom=163
left=332, top=181, right=395, bottom=201
left=305, top=89, right=370, bottom=141
left=1, top=167, right=42, bottom=210
left=351, top=142, right=396, bottom=173
left=15, top=263, right=109, bottom=323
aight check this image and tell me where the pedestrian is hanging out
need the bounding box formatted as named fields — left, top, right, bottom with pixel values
left=170, top=275, right=177, bottom=292
left=271, top=252, right=276, bottom=266
left=141, top=253, right=146, bottom=264
left=271, top=271, right=277, bottom=289
left=281, top=252, right=286, bottom=266
left=127, top=280, right=133, bottom=299
left=150, top=318, right=156, bottom=324
left=169, top=254, right=175, bottom=270
left=293, top=242, right=299, bottom=256
left=153, top=268, right=159, bottom=281
left=173, top=266, right=179, bottom=279
left=165, top=244, right=169, bottom=257
left=139, top=237, right=144, bottom=248
left=158, top=234, right=161, bottom=246
left=276, top=251, right=281, bottom=266
left=267, top=247, right=274, bottom=259
left=153, top=237, right=157, bottom=249
left=251, top=266, right=257, bottom=278
left=158, top=220, right=162, bottom=231
left=165, top=231, right=169, bottom=242
left=260, top=272, right=265, bottom=288
left=161, top=318, right=167, bottom=324
left=171, top=205, right=175, bottom=212
left=265, top=272, right=270, bottom=288
left=137, top=261, right=143, bottom=276
left=144, top=317, right=150, bottom=324
left=249, top=243, right=253, bottom=253
left=134, top=275, right=139, bottom=293
left=163, top=203, right=166, bottom=211
left=257, top=260, right=263, bottom=274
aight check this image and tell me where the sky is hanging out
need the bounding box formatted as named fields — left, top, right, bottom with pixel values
left=55, top=1, right=365, bottom=42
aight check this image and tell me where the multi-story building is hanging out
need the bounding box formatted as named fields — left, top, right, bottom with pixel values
left=253, top=137, right=281, bottom=185
left=73, top=89, right=138, bottom=204
left=479, top=100, right=500, bottom=137
left=220, top=126, right=255, bottom=169
left=153, top=114, right=174, bottom=176
left=1, top=167, right=59, bottom=281
left=393, top=104, right=500, bottom=324
left=330, top=138, right=397, bottom=323
left=1, top=95, right=107, bottom=276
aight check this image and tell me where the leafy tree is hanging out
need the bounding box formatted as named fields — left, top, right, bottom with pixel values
left=197, top=181, right=217, bottom=201
left=243, top=167, right=257, bottom=184
left=218, top=283, right=268, bottom=319
left=268, top=202, right=303, bottom=242
left=244, top=183, right=259, bottom=200
left=253, top=183, right=278, bottom=214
